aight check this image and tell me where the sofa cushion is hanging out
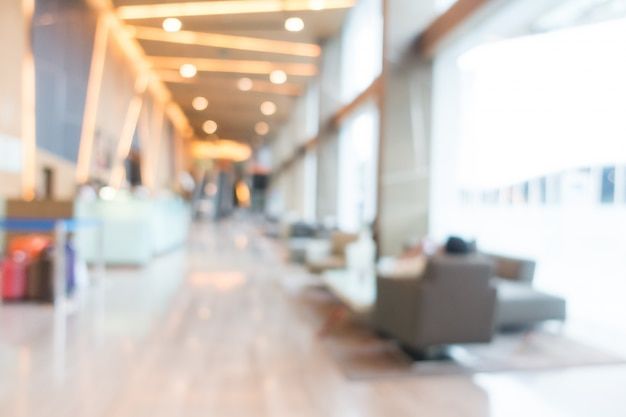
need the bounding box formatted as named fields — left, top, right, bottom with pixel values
left=487, top=254, right=536, bottom=284
left=494, top=278, right=566, bottom=327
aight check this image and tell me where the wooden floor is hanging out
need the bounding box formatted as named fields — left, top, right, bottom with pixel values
left=1, top=220, right=626, bottom=417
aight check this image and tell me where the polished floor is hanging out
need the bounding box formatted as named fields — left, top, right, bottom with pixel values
left=1, top=221, right=626, bottom=417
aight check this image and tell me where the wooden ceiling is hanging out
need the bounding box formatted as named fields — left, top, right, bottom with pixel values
left=112, top=0, right=354, bottom=143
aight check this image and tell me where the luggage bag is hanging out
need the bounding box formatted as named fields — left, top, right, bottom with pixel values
left=26, top=248, right=54, bottom=303
left=1, top=252, right=29, bottom=301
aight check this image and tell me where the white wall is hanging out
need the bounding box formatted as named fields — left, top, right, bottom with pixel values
left=0, top=0, right=27, bottom=198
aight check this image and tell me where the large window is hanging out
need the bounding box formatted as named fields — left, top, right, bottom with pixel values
left=337, top=102, right=379, bottom=232
left=432, top=15, right=626, bottom=334
left=454, top=19, right=626, bottom=190
left=304, top=149, right=317, bottom=222
left=435, top=0, right=457, bottom=13
left=341, top=0, right=383, bottom=103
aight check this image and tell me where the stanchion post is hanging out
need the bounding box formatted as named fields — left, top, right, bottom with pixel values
left=95, top=220, right=106, bottom=285
left=53, top=220, right=67, bottom=311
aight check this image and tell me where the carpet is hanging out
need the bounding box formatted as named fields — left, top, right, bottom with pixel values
left=323, top=324, right=624, bottom=380
left=300, top=289, right=625, bottom=381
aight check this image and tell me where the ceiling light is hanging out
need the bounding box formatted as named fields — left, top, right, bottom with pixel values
left=260, top=101, right=277, bottom=116
left=192, top=96, right=209, bottom=111
left=179, top=63, right=197, bottom=78
left=255, top=121, right=270, bottom=136
left=191, top=140, right=252, bottom=162
left=309, top=0, right=326, bottom=10
left=162, top=17, right=182, bottom=32
left=237, top=77, right=253, bottom=91
left=269, top=69, right=287, bottom=84
left=118, top=0, right=357, bottom=20
left=203, top=120, right=218, bottom=134
left=285, top=17, right=305, bottom=32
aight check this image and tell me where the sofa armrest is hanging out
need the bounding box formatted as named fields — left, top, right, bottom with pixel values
left=486, top=253, right=536, bottom=285
left=373, top=276, right=424, bottom=343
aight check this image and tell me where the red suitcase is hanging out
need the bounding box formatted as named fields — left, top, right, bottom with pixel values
left=1, top=251, right=28, bottom=301
left=9, top=235, right=51, bottom=260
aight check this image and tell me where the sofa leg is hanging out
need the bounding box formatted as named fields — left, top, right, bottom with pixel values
left=400, top=345, right=451, bottom=362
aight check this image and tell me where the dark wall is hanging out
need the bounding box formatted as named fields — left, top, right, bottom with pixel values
left=34, top=0, right=97, bottom=162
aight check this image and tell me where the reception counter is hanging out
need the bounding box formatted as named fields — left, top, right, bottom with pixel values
left=74, top=195, right=191, bottom=266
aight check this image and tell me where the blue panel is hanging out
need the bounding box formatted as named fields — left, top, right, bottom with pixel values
left=34, top=0, right=97, bottom=162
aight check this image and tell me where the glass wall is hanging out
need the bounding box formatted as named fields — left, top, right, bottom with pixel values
left=337, top=101, right=379, bottom=232
left=431, top=11, right=626, bottom=333
left=335, top=0, right=382, bottom=231
left=341, top=0, right=383, bottom=103
left=304, top=149, right=317, bottom=222
left=270, top=0, right=382, bottom=226
left=435, top=0, right=458, bottom=13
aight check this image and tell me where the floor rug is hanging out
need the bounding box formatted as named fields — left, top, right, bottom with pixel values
left=300, top=288, right=626, bottom=380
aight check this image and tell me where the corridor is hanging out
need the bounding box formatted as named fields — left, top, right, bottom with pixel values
left=1, top=221, right=626, bottom=417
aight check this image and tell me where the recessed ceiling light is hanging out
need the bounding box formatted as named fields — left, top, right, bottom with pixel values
left=260, top=101, right=277, bottom=116
left=269, top=70, right=287, bottom=84
left=180, top=63, right=197, bottom=78
left=192, top=96, right=209, bottom=111
left=285, top=17, right=305, bottom=32
left=162, top=17, right=182, bottom=32
left=309, top=0, right=325, bottom=10
left=237, top=77, right=253, bottom=91
left=255, top=121, right=270, bottom=136
left=203, top=120, right=218, bottom=134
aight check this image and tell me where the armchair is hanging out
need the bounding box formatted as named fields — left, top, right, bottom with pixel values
left=373, top=255, right=497, bottom=353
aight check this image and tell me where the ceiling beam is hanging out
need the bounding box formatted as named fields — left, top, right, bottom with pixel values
left=117, top=0, right=355, bottom=20
left=77, top=15, right=111, bottom=184
left=150, top=57, right=318, bottom=76
left=131, top=26, right=321, bottom=58
left=84, top=0, right=195, bottom=137
left=158, top=71, right=303, bottom=96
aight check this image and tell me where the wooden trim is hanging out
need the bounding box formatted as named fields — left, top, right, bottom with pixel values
left=417, top=0, right=488, bottom=58
left=109, top=77, right=148, bottom=188
left=270, top=138, right=315, bottom=179
left=84, top=0, right=196, bottom=182
left=330, top=77, right=381, bottom=127
left=21, top=0, right=37, bottom=200
left=272, top=77, right=381, bottom=178
left=148, top=100, right=165, bottom=190
left=76, top=15, right=111, bottom=184
left=108, top=95, right=143, bottom=188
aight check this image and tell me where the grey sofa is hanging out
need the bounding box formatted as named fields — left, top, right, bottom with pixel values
left=373, top=255, right=497, bottom=352
left=487, top=254, right=566, bottom=329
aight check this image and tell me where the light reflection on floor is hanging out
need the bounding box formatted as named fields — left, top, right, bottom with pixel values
left=0, top=220, right=625, bottom=416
